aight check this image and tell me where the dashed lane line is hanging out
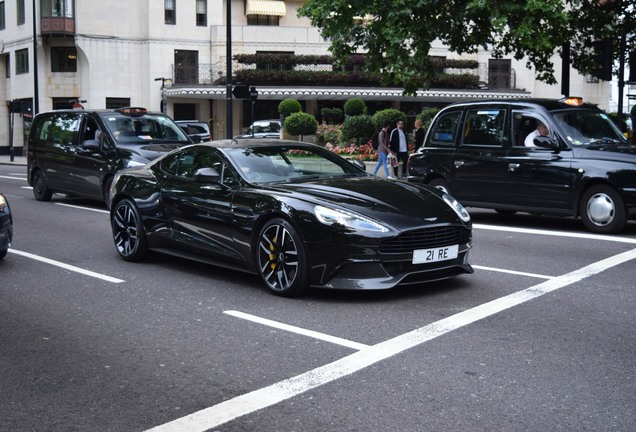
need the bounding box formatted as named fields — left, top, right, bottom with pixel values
left=472, top=265, right=554, bottom=279
left=145, top=247, right=636, bottom=432
left=474, top=223, right=636, bottom=244
left=8, top=249, right=125, bottom=283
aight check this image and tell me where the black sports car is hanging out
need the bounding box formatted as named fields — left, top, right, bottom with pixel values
left=109, top=140, right=473, bottom=296
left=0, top=193, right=12, bottom=260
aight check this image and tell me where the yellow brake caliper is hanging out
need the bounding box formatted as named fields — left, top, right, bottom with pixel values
left=269, top=236, right=277, bottom=270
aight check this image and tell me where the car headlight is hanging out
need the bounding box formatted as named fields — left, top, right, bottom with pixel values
left=0, top=194, right=7, bottom=212
left=442, top=193, right=470, bottom=223
left=314, top=205, right=390, bottom=233
left=126, top=160, right=147, bottom=168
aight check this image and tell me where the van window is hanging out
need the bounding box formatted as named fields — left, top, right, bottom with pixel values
left=38, top=113, right=80, bottom=146
left=428, top=111, right=461, bottom=146
left=462, top=109, right=505, bottom=147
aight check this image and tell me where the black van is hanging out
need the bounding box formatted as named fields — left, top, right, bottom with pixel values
left=407, top=97, right=636, bottom=233
left=27, top=107, right=191, bottom=207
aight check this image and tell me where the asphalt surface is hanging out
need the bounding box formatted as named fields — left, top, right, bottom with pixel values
left=1, top=161, right=635, bottom=432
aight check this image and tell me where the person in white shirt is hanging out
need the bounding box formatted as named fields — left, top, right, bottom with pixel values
left=525, top=121, right=549, bottom=147
left=389, top=120, right=409, bottom=177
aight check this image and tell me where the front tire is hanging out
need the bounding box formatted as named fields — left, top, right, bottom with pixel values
left=256, top=218, right=309, bottom=297
left=32, top=170, right=53, bottom=201
left=580, top=185, right=627, bottom=234
left=111, top=199, right=148, bottom=261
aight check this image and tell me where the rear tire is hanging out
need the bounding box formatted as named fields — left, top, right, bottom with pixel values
left=579, top=185, right=627, bottom=234
left=32, top=170, right=53, bottom=201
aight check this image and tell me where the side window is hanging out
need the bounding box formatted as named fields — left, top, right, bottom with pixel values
left=45, top=113, right=80, bottom=146
left=511, top=111, right=551, bottom=148
left=462, top=109, right=506, bottom=147
left=80, top=117, right=103, bottom=145
left=427, top=111, right=462, bottom=146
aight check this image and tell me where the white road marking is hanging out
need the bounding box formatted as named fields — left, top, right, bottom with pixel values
left=0, top=175, right=27, bottom=181
left=224, top=310, right=370, bottom=351
left=145, top=247, right=636, bottom=432
left=8, top=249, right=125, bottom=283
left=474, top=223, right=636, bottom=244
left=55, top=203, right=109, bottom=214
left=472, top=265, right=554, bottom=279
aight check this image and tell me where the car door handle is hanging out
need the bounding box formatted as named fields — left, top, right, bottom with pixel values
left=508, top=163, right=520, bottom=172
left=454, top=161, right=465, bottom=168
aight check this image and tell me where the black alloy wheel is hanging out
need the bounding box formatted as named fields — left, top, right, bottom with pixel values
left=111, top=199, right=148, bottom=261
left=32, top=170, right=53, bottom=201
left=256, top=218, right=308, bottom=297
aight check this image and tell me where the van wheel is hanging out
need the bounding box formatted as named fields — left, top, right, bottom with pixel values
left=580, top=185, right=627, bottom=234
left=32, top=170, right=53, bottom=201
left=428, top=178, right=451, bottom=194
left=103, top=176, right=114, bottom=210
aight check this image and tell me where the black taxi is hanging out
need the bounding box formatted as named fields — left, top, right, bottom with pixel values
left=27, top=107, right=192, bottom=208
left=407, top=98, right=636, bottom=233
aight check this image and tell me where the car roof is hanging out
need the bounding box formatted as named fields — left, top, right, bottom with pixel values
left=192, top=139, right=318, bottom=150
left=444, top=98, right=601, bottom=112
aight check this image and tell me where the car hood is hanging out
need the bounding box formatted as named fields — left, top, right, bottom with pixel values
left=118, top=143, right=187, bottom=162
left=264, top=177, right=464, bottom=230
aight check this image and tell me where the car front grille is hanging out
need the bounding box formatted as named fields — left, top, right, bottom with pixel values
left=379, top=226, right=471, bottom=254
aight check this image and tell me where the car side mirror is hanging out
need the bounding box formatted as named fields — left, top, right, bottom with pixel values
left=81, top=139, right=100, bottom=150
left=533, top=136, right=560, bottom=150
left=350, top=159, right=367, bottom=172
left=193, top=167, right=221, bottom=183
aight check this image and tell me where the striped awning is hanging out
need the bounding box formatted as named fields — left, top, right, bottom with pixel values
left=245, top=0, right=286, bottom=17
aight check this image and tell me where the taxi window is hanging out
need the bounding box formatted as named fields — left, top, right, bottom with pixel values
left=427, top=111, right=461, bottom=146
left=462, top=109, right=505, bottom=147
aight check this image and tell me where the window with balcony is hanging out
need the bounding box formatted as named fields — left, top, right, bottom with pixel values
left=165, top=0, right=176, bottom=24
left=174, top=50, right=198, bottom=84
left=196, top=0, right=206, bottom=26
left=51, top=47, right=77, bottom=72
left=17, top=0, right=25, bottom=25
left=16, top=48, right=29, bottom=74
left=42, top=0, right=74, bottom=17
left=255, top=51, right=294, bottom=71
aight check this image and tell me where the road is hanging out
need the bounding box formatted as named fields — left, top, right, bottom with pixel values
left=1, top=163, right=635, bottom=432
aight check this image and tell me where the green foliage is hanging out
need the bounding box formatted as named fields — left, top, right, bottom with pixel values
left=298, top=0, right=635, bottom=94
left=284, top=112, right=319, bottom=140
left=321, top=107, right=344, bottom=124
left=417, top=108, right=440, bottom=131
left=344, top=98, right=367, bottom=116
left=316, top=123, right=344, bottom=145
left=371, top=109, right=406, bottom=129
left=278, top=99, right=302, bottom=117
left=342, top=114, right=376, bottom=144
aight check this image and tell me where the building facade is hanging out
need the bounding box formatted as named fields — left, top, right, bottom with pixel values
left=1, top=0, right=611, bottom=155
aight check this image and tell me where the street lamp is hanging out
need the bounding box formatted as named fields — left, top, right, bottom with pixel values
left=154, top=77, right=172, bottom=114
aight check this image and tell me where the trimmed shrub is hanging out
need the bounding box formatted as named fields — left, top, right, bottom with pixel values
left=344, top=98, right=367, bottom=116
left=278, top=99, right=302, bottom=117
left=284, top=112, right=318, bottom=141
left=342, top=114, right=376, bottom=144
left=416, top=108, right=440, bottom=132
left=321, top=107, right=344, bottom=124
left=372, top=109, right=406, bottom=130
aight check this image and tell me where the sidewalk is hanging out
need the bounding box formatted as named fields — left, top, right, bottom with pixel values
left=0, top=155, right=27, bottom=166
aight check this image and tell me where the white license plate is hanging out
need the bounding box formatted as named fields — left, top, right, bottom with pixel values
left=412, top=245, right=459, bottom=264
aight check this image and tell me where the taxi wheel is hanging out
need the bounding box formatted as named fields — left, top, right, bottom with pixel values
left=111, top=199, right=148, bottom=261
left=256, top=218, right=309, bottom=297
left=580, top=185, right=627, bottom=234
left=32, top=170, right=53, bottom=201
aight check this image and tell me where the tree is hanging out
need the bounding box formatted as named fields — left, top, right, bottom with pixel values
left=278, top=99, right=302, bottom=117
left=298, top=0, right=636, bottom=94
left=284, top=112, right=319, bottom=141
left=342, top=114, right=376, bottom=144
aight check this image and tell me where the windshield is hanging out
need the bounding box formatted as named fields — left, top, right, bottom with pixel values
left=225, top=145, right=364, bottom=184
left=552, top=110, right=627, bottom=146
left=100, top=112, right=191, bottom=145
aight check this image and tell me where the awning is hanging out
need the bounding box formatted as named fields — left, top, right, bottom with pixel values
left=245, top=0, right=286, bottom=17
